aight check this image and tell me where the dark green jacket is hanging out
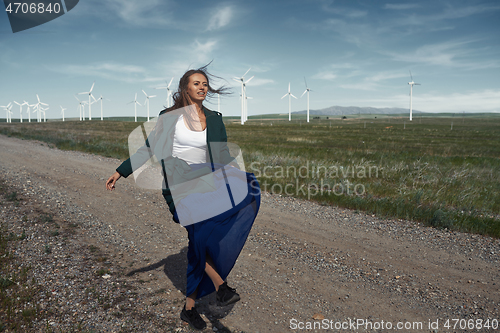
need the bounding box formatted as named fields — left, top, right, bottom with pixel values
left=116, top=106, right=232, bottom=217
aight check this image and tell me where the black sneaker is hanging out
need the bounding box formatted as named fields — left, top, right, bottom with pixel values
left=216, top=281, right=240, bottom=306
left=180, top=305, right=206, bottom=330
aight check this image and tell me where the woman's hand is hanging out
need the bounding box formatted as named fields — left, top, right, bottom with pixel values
left=106, top=171, right=122, bottom=191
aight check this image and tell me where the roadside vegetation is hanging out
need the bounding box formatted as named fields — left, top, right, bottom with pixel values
left=1, top=115, right=499, bottom=237
left=0, top=179, right=38, bottom=331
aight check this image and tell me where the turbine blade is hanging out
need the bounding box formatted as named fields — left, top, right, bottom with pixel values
left=304, top=77, right=308, bottom=88
left=300, top=90, right=307, bottom=98
left=90, top=81, right=95, bottom=92
left=291, top=94, right=298, bottom=99
left=142, top=90, right=148, bottom=96
left=281, top=93, right=288, bottom=99
left=168, top=77, right=174, bottom=87
left=245, top=76, right=254, bottom=84
left=242, top=68, right=251, bottom=77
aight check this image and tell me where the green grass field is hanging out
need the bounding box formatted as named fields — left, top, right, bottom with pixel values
left=1, top=115, right=499, bottom=237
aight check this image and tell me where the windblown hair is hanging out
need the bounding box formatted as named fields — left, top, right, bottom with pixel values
left=167, top=62, right=231, bottom=112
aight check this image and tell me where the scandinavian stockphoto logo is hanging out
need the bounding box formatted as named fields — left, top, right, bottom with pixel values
left=3, top=0, right=79, bottom=33
left=127, top=106, right=249, bottom=227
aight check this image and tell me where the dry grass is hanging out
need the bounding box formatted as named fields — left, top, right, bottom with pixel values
left=1, top=116, right=499, bottom=237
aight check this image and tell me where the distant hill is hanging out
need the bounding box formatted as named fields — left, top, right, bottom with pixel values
left=293, top=106, right=422, bottom=116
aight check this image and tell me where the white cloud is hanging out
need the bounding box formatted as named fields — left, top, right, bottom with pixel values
left=384, top=4, right=420, bottom=10
left=339, top=82, right=378, bottom=91
left=104, top=0, right=172, bottom=26
left=319, top=0, right=367, bottom=18
left=158, top=39, right=219, bottom=75
left=385, top=40, right=500, bottom=69
left=48, top=62, right=165, bottom=84
left=312, top=71, right=337, bottom=81
left=367, top=89, right=500, bottom=112
left=206, top=6, right=233, bottom=31
left=367, top=71, right=408, bottom=82
left=193, top=39, right=218, bottom=54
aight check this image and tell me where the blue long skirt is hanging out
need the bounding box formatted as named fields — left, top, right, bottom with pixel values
left=173, top=169, right=260, bottom=299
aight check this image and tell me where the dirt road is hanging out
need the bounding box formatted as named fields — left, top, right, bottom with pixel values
left=1, top=134, right=499, bottom=332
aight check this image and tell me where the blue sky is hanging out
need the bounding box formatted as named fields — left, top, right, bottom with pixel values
left=1, top=0, right=499, bottom=120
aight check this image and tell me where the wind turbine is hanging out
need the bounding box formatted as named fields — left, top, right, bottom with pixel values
left=60, top=106, right=66, bottom=122
left=13, top=101, right=24, bottom=123
left=7, top=105, right=13, bottom=123
left=33, top=95, right=48, bottom=122
left=94, top=95, right=109, bottom=121
left=81, top=101, right=89, bottom=121
left=127, top=93, right=142, bottom=122
left=155, top=77, right=174, bottom=108
left=242, top=76, right=254, bottom=123
left=233, top=68, right=252, bottom=125
left=40, top=106, right=48, bottom=122
left=281, top=83, right=298, bottom=121
left=408, top=71, right=420, bottom=121
left=1, top=103, right=12, bottom=123
left=78, top=81, right=96, bottom=120
left=142, top=90, right=156, bottom=121
left=75, top=95, right=85, bottom=121
left=301, top=77, right=313, bottom=123
left=26, top=101, right=34, bottom=122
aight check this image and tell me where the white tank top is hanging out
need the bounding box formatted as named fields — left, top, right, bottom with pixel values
left=172, top=115, right=207, bottom=164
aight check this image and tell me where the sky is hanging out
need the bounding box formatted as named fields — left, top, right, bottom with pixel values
left=1, top=0, right=500, bottom=121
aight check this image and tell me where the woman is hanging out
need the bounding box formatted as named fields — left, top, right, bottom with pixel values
left=105, top=64, right=260, bottom=330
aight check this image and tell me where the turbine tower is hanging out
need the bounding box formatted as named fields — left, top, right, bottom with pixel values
left=13, top=101, right=24, bottom=123
left=60, top=106, right=66, bottom=122
left=33, top=95, right=48, bottom=122
left=40, top=106, right=48, bottom=122
left=233, top=68, right=252, bottom=125
left=127, top=93, right=142, bottom=122
left=26, top=101, right=34, bottom=122
left=242, top=76, right=253, bottom=123
left=408, top=71, right=420, bottom=121
left=155, top=77, right=174, bottom=108
left=300, top=77, right=312, bottom=123
left=6, top=105, right=13, bottom=123
left=142, top=90, right=156, bottom=121
left=75, top=95, right=85, bottom=121
left=281, top=83, right=297, bottom=121
left=1, top=103, right=12, bottom=123
left=78, top=81, right=96, bottom=120
left=94, top=95, right=108, bottom=121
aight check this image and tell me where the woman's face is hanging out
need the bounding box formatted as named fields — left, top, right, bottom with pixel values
left=186, top=73, right=208, bottom=104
